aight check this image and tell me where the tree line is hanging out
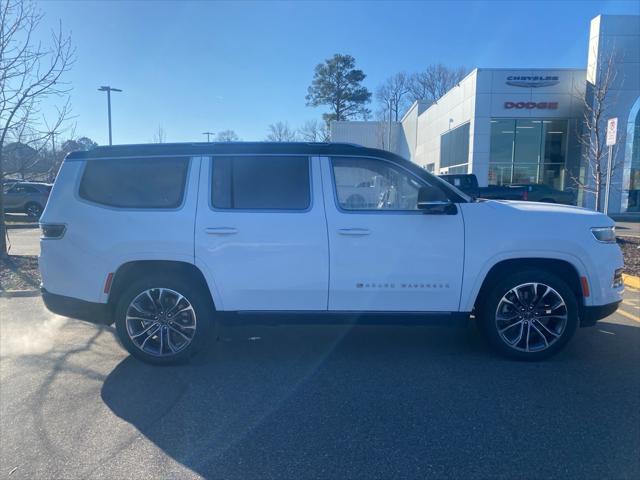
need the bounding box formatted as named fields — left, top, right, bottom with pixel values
left=262, top=54, right=468, bottom=141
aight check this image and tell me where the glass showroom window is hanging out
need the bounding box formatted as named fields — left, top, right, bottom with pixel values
left=489, top=119, right=568, bottom=188
left=440, top=123, right=469, bottom=174
left=626, top=107, right=640, bottom=212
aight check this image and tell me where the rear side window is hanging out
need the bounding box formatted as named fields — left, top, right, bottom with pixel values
left=79, top=157, right=189, bottom=208
left=211, top=156, right=310, bottom=210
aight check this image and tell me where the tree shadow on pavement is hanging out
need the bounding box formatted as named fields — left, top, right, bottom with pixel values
left=101, top=321, right=640, bottom=479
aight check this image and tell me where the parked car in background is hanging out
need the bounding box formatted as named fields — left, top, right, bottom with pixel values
left=478, top=184, right=530, bottom=201
left=2, top=181, right=52, bottom=217
left=40, top=142, right=623, bottom=365
left=439, top=174, right=479, bottom=198
left=439, top=174, right=576, bottom=205
left=510, top=184, right=576, bottom=205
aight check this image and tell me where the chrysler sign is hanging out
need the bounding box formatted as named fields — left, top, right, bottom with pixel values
left=506, top=75, right=560, bottom=88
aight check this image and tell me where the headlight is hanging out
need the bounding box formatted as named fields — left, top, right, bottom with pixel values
left=591, top=226, right=616, bottom=243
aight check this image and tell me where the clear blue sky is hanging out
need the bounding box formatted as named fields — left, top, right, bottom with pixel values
left=37, top=0, right=639, bottom=145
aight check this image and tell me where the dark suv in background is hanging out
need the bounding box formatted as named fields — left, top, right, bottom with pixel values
left=510, top=183, right=576, bottom=205
left=438, top=174, right=575, bottom=205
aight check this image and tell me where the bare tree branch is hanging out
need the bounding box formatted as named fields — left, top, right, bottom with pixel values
left=298, top=120, right=329, bottom=142
left=567, top=46, right=623, bottom=212
left=376, top=72, right=410, bottom=122
left=407, top=64, right=468, bottom=103
left=0, top=0, right=75, bottom=256
left=266, top=121, right=297, bottom=142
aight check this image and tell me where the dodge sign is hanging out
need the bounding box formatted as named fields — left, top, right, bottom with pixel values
left=504, top=101, right=558, bottom=110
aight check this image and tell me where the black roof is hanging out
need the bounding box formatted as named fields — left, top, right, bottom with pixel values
left=64, top=141, right=469, bottom=203
left=65, top=142, right=406, bottom=162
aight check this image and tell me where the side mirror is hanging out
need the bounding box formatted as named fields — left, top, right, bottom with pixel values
left=417, top=187, right=457, bottom=214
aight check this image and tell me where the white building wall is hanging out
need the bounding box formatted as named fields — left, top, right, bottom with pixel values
left=586, top=15, right=640, bottom=213
left=330, top=121, right=402, bottom=152
left=398, top=101, right=431, bottom=161
left=413, top=70, right=477, bottom=172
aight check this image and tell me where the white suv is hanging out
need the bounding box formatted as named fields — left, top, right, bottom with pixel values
left=39, top=143, right=624, bottom=364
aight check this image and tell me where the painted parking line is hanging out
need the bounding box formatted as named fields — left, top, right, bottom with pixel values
left=617, top=308, right=640, bottom=323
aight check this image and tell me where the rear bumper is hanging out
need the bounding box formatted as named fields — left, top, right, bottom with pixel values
left=41, top=288, right=112, bottom=325
left=580, top=301, right=621, bottom=327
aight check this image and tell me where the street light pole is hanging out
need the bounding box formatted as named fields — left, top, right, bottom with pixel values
left=202, top=131, right=215, bottom=142
left=98, top=86, right=122, bottom=145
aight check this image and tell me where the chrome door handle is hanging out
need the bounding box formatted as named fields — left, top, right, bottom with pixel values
left=338, top=228, right=370, bottom=236
left=205, top=227, right=238, bottom=235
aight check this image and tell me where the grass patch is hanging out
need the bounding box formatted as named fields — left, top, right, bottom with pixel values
left=617, top=236, right=640, bottom=277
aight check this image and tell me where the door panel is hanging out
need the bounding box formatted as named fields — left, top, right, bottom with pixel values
left=195, top=155, right=329, bottom=311
left=3, top=185, right=27, bottom=208
left=321, top=156, right=465, bottom=312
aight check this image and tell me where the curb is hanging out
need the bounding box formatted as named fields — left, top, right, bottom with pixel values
left=0, top=289, right=40, bottom=298
left=6, top=223, right=38, bottom=229
left=623, top=274, right=640, bottom=289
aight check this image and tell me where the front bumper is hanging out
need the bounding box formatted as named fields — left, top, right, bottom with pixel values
left=580, top=300, right=621, bottom=327
left=41, top=288, right=112, bottom=325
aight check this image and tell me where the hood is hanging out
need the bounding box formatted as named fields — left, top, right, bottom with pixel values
left=483, top=200, right=614, bottom=226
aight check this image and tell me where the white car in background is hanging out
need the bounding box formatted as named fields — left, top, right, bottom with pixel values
left=39, top=142, right=624, bottom=364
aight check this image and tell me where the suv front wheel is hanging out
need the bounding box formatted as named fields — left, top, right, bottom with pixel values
left=478, top=269, right=579, bottom=360
left=114, top=274, right=213, bottom=364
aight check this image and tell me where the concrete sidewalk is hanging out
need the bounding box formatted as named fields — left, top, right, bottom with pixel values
left=616, top=221, right=640, bottom=237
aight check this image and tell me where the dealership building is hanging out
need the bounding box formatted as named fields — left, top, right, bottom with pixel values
left=331, top=15, right=640, bottom=214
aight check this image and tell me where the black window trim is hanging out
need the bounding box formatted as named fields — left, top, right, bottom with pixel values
left=207, top=154, right=314, bottom=213
left=75, top=156, right=192, bottom=211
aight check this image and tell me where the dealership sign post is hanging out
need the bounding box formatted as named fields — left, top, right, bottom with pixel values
left=604, top=117, right=617, bottom=215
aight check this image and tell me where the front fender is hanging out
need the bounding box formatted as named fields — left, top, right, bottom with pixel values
left=460, top=250, right=590, bottom=312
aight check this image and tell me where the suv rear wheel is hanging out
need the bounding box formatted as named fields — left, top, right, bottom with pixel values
left=114, top=274, right=213, bottom=364
left=478, top=269, right=579, bottom=360
left=24, top=202, right=43, bottom=218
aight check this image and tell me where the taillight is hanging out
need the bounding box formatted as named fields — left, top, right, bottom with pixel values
left=40, top=224, right=66, bottom=239
left=612, top=268, right=624, bottom=289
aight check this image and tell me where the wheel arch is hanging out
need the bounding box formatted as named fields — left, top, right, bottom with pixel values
left=107, top=260, right=216, bottom=312
left=472, top=258, right=585, bottom=313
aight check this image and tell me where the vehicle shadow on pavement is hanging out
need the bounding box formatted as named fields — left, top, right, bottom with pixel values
left=101, top=321, right=640, bottom=479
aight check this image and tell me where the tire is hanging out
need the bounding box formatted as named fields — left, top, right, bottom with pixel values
left=24, top=202, right=43, bottom=218
left=478, top=269, right=578, bottom=361
left=114, top=273, right=214, bottom=365
left=540, top=198, right=556, bottom=204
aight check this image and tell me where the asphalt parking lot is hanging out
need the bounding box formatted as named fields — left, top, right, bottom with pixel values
left=1, top=291, right=639, bottom=479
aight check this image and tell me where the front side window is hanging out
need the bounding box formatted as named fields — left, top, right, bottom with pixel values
left=332, top=157, right=445, bottom=211
left=79, top=157, right=189, bottom=208
left=211, top=156, right=310, bottom=210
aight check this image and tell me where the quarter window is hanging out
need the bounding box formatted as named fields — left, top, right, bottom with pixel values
left=332, top=157, right=445, bottom=211
left=79, top=157, right=189, bottom=208
left=211, top=156, right=310, bottom=210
